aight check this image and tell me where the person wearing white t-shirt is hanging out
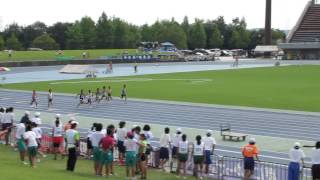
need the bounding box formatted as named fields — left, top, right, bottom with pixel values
left=159, top=127, right=171, bottom=171
left=288, top=142, right=305, bottom=180
left=193, top=135, right=205, bottom=180
left=87, top=123, right=96, bottom=159
left=52, top=114, right=64, bottom=160
left=32, top=122, right=46, bottom=160
left=124, top=132, right=138, bottom=179
left=16, top=121, right=27, bottom=165
left=143, top=124, right=153, bottom=166
left=203, top=129, right=216, bottom=175
left=23, top=125, right=38, bottom=168
left=2, top=107, right=14, bottom=145
left=177, top=134, right=189, bottom=179
left=171, top=128, right=182, bottom=173
left=311, top=141, right=320, bottom=180
left=116, top=121, right=127, bottom=165
left=89, top=123, right=104, bottom=176
left=31, top=112, right=42, bottom=125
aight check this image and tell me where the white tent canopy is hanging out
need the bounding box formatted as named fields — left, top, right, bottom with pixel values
left=60, top=64, right=98, bottom=74
left=254, top=45, right=279, bottom=52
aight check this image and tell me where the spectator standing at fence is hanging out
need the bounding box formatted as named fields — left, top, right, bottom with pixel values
left=31, top=112, right=42, bottom=125
left=138, top=134, right=148, bottom=179
left=171, top=128, right=182, bottom=173
left=2, top=107, right=14, bottom=145
left=65, top=120, right=80, bottom=171
left=177, top=134, right=188, bottom=179
left=16, top=119, right=29, bottom=165
left=124, top=132, right=138, bottom=179
left=193, top=135, right=205, bottom=180
left=20, top=111, right=30, bottom=124
left=23, top=124, right=38, bottom=168
left=116, top=121, right=127, bottom=165
left=52, top=114, right=64, bottom=160
left=143, top=124, right=153, bottom=166
left=288, top=142, right=305, bottom=180
left=107, top=124, right=117, bottom=175
left=311, top=141, right=320, bottom=180
left=90, top=123, right=104, bottom=176
left=242, top=138, right=259, bottom=180
left=32, top=122, right=46, bottom=161
left=86, top=123, right=96, bottom=159
left=100, top=128, right=115, bottom=178
left=159, top=127, right=171, bottom=172
left=203, top=129, right=216, bottom=176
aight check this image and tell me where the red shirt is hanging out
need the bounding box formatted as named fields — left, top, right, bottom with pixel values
left=100, top=136, right=115, bottom=151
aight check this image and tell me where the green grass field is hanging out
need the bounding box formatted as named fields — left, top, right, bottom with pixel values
left=0, top=49, right=138, bottom=61
left=0, top=145, right=195, bottom=180
left=3, top=65, right=320, bottom=112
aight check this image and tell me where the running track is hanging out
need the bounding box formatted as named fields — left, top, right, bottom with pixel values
left=0, top=90, right=319, bottom=164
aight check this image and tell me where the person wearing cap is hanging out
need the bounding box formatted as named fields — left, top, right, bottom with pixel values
left=20, top=111, right=30, bottom=124
left=170, top=127, right=182, bottom=173
left=52, top=114, right=64, bottom=160
left=311, top=141, right=320, bottom=180
left=31, top=112, right=42, bottom=125
left=124, top=131, right=138, bottom=179
left=159, top=127, right=171, bottom=171
left=32, top=121, right=46, bottom=161
left=288, top=142, right=305, bottom=180
left=242, top=138, right=259, bottom=180
left=203, top=129, right=216, bottom=176
left=65, top=120, right=80, bottom=171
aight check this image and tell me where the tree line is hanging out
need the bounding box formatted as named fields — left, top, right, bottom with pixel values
left=0, top=12, right=286, bottom=51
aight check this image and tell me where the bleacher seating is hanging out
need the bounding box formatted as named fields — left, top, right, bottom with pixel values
left=290, top=4, right=320, bottom=43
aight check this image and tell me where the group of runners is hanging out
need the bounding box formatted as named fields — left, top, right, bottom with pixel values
left=29, top=84, right=128, bottom=110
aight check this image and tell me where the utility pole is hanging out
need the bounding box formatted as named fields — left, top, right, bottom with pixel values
left=265, top=0, right=272, bottom=45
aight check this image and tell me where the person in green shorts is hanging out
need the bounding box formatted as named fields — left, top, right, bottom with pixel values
left=23, top=124, right=38, bottom=168
left=193, top=135, right=205, bottom=180
left=89, top=123, right=104, bottom=176
left=99, top=128, right=115, bottom=177
left=124, top=132, right=138, bottom=179
left=16, top=120, right=30, bottom=165
left=177, top=134, right=189, bottom=179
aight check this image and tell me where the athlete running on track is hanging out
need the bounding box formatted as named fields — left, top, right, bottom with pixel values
left=30, top=90, right=38, bottom=108
left=48, top=89, right=53, bottom=110
left=77, top=89, right=85, bottom=108
left=121, top=84, right=127, bottom=102
left=95, top=88, right=101, bottom=103
left=107, top=86, right=112, bottom=101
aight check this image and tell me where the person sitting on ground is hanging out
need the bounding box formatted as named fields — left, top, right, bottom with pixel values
left=242, top=138, right=259, bottom=180
left=288, top=142, right=305, bottom=180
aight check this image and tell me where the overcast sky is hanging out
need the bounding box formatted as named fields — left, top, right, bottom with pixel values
left=0, top=0, right=311, bottom=30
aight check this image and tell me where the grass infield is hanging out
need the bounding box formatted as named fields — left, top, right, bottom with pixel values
left=3, top=65, right=320, bottom=112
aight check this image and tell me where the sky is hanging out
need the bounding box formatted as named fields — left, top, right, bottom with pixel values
left=0, top=0, right=311, bottom=30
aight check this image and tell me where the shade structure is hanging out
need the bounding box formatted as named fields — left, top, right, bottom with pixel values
left=0, top=67, right=11, bottom=72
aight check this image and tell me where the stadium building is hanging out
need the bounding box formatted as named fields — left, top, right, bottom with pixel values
left=279, top=0, right=320, bottom=60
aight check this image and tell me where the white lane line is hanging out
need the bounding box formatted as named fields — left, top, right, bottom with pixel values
left=14, top=101, right=29, bottom=104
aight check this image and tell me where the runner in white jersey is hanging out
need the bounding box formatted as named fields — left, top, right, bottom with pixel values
left=193, top=135, right=205, bottom=180
left=177, top=134, right=189, bottom=179
left=48, top=89, right=53, bottom=110
left=52, top=114, right=63, bottom=160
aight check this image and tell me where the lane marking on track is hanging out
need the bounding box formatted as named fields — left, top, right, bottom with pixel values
left=14, top=101, right=29, bottom=104
left=49, top=78, right=212, bottom=85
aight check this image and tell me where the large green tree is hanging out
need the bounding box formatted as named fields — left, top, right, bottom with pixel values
left=48, top=22, right=72, bottom=50
left=66, top=21, right=83, bottom=49
left=0, top=35, right=4, bottom=50
left=112, top=18, right=130, bottom=48
left=208, top=25, right=224, bottom=48
left=79, top=16, right=96, bottom=49
left=96, top=12, right=114, bottom=49
left=22, top=21, right=47, bottom=48
left=6, top=34, right=22, bottom=50
left=32, top=33, right=59, bottom=50
left=188, top=20, right=207, bottom=49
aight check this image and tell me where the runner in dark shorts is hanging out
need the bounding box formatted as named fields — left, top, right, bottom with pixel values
left=30, top=90, right=38, bottom=108
left=121, top=84, right=127, bottom=102
left=77, top=89, right=85, bottom=108
left=107, top=86, right=112, bottom=101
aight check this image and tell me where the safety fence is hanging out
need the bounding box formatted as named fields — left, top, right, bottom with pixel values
left=5, top=128, right=313, bottom=180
